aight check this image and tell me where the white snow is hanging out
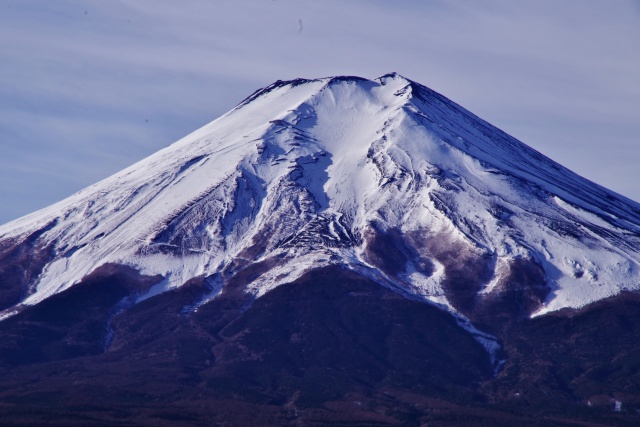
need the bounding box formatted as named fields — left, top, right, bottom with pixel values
left=1, top=73, right=640, bottom=327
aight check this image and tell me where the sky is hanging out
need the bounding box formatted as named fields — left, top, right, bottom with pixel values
left=1, top=0, right=639, bottom=225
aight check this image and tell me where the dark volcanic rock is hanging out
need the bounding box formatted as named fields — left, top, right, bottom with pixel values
left=0, top=221, right=57, bottom=311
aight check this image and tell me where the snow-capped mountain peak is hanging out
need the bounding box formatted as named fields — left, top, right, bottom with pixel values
left=1, top=73, right=640, bottom=326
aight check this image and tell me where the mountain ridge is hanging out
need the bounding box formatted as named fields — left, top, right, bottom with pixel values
left=1, top=73, right=640, bottom=425
left=2, top=73, right=639, bottom=323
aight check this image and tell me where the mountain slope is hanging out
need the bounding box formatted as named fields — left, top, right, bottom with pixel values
left=1, top=73, right=639, bottom=322
left=2, top=73, right=640, bottom=424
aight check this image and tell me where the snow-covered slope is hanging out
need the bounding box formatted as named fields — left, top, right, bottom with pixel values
left=2, top=73, right=640, bottom=323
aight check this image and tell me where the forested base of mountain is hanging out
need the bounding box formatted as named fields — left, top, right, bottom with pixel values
left=0, top=265, right=639, bottom=426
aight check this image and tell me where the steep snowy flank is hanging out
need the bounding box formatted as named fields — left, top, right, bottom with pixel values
left=1, top=73, right=640, bottom=324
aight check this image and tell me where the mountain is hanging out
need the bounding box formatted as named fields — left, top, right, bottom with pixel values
left=1, top=73, right=640, bottom=426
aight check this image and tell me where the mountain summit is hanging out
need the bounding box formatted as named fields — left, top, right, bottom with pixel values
left=1, top=74, right=640, bottom=425
left=2, top=73, right=639, bottom=319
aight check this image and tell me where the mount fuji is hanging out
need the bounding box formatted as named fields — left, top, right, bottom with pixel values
left=1, top=73, right=640, bottom=426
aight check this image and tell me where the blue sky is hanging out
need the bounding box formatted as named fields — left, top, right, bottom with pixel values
left=1, top=0, right=640, bottom=225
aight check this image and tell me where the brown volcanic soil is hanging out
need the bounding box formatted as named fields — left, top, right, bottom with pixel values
left=0, top=265, right=639, bottom=426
